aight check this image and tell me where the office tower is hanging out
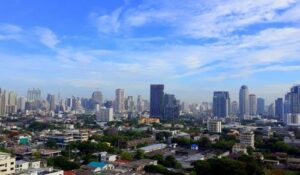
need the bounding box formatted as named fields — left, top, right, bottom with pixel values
left=163, top=93, right=180, bottom=121
left=96, top=107, right=114, bottom=122
left=143, top=100, right=150, bottom=111
left=115, top=89, right=125, bottom=113
left=5, top=91, right=17, bottom=114
left=290, top=85, right=300, bottom=113
left=284, top=93, right=291, bottom=114
left=27, top=88, right=41, bottom=102
left=47, top=94, right=56, bottom=111
left=150, top=84, right=164, bottom=118
left=66, top=97, right=73, bottom=111
left=257, top=98, right=265, bottom=115
left=104, top=100, right=113, bottom=108
left=284, top=85, right=300, bottom=126
left=58, top=98, right=65, bottom=112
left=249, top=94, right=257, bottom=116
left=286, top=113, right=300, bottom=126
left=17, top=97, right=26, bottom=112
left=91, top=91, right=103, bottom=109
left=207, top=120, right=222, bottom=133
left=71, top=97, right=83, bottom=112
left=213, top=91, right=230, bottom=118
left=240, top=131, right=255, bottom=148
left=239, top=85, right=249, bottom=118
left=125, top=96, right=135, bottom=112
left=230, top=101, right=239, bottom=115
left=81, top=98, right=90, bottom=110
left=136, top=95, right=144, bottom=113
left=181, top=102, right=190, bottom=113
left=268, top=103, right=275, bottom=117
left=0, top=90, right=8, bottom=116
left=275, top=98, right=284, bottom=120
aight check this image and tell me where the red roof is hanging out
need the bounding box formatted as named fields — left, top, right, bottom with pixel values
left=64, top=171, right=75, bottom=175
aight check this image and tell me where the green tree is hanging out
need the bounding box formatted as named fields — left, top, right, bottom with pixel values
left=46, top=140, right=58, bottom=149
left=47, top=156, right=79, bottom=170
left=198, top=137, right=212, bottom=148
left=164, top=155, right=182, bottom=169
left=121, top=151, right=133, bottom=161
left=32, top=151, right=41, bottom=159
left=144, top=164, right=168, bottom=174
left=193, top=160, right=211, bottom=175
left=135, top=149, right=145, bottom=159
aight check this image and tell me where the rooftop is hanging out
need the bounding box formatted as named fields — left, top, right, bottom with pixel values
left=88, top=161, right=107, bottom=168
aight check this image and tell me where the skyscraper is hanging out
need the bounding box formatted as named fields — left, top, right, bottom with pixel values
left=17, top=97, right=26, bottom=112
left=66, top=97, right=73, bottom=111
left=7, top=91, right=17, bottom=114
left=27, top=88, right=41, bottom=102
left=163, top=93, right=180, bottom=120
left=125, top=96, right=135, bottom=112
left=284, top=93, right=291, bottom=114
left=91, top=91, right=103, bottom=109
left=150, top=84, right=164, bottom=118
left=0, top=90, right=8, bottom=116
left=239, top=85, right=249, bottom=118
left=47, top=94, right=56, bottom=111
left=275, top=98, right=284, bottom=120
left=290, top=85, right=300, bottom=113
left=96, top=107, right=114, bottom=122
left=136, top=95, right=144, bottom=113
left=213, top=91, right=230, bottom=118
left=285, top=85, right=300, bottom=126
left=115, top=89, right=125, bottom=113
left=230, top=101, right=239, bottom=115
left=257, top=98, right=265, bottom=115
left=249, top=94, right=257, bottom=116
left=268, top=103, right=275, bottom=117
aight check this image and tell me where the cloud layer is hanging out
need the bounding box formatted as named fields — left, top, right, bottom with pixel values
left=0, top=0, right=300, bottom=102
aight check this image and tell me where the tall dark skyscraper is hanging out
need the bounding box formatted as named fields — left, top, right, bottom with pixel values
left=150, top=84, right=164, bottom=118
left=290, top=85, right=300, bottom=113
left=213, top=91, right=230, bottom=118
left=163, top=93, right=179, bottom=121
left=275, top=98, right=284, bottom=120
left=285, top=85, right=300, bottom=126
left=284, top=93, right=291, bottom=114
left=257, top=97, right=265, bottom=115
left=249, top=94, right=257, bottom=116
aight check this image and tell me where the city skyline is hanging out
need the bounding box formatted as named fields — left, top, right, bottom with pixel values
left=0, top=0, right=300, bottom=103
left=1, top=84, right=299, bottom=105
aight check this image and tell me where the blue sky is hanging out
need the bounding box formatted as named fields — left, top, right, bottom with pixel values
left=0, top=0, right=300, bottom=103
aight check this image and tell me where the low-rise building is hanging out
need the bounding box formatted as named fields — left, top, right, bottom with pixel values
left=16, top=160, right=29, bottom=173
left=240, top=131, right=255, bottom=149
left=87, top=161, right=115, bottom=172
left=17, top=167, right=63, bottom=175
left=232, top=143, right=247, bottom=155
left=140, top=143, right=167, bottom=153
left=138, top=117, right=160, bottom=124
left=207, top=120, right=222, bottom=133
left=0, top=152, right=15, bottom=175
left=287, top=158, right=300, bottom=169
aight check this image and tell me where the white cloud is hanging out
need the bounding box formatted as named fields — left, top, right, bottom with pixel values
left=91, top=8, right=123, bottom=34
left=96, top=0, right=299, bottom=38
left=34, top=27, right=60, bottom=49
left=0, top=24, right=24, bottom=41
